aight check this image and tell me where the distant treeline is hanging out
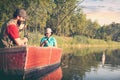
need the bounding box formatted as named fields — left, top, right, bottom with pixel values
left=0, top=0, right=120, bottom=42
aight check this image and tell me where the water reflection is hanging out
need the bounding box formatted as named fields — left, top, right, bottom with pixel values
left=102, top=50, right=106, bottom=67
left=61, top=48, right=120, bottom=80
left=39, top=67, right=62, bottom=80
left=0, top=67, right=62, bottom=80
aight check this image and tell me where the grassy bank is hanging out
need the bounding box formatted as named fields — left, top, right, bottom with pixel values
left=56, top=35, right=120, bottom=48
left=27, top=32, right=120, bottom=49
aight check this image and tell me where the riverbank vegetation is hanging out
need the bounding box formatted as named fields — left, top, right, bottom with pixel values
left=26, top=32, right=120, bottom=48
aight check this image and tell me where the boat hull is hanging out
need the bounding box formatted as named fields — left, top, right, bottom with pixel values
left=0, top=46, right=62, bottom=79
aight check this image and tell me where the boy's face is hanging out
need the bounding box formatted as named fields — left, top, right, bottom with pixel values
left=45, top=28, right=52, bottom=37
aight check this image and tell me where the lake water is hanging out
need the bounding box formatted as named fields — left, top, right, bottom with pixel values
left=0, top=48, right=120, bottom=80
left=61, top=48, right=120, bottom=80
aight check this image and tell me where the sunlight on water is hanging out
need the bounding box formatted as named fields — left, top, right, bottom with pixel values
left=84, top=64, right=120, bottom=80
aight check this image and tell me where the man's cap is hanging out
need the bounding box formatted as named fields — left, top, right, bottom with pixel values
left=19, top=9, right=27, bottom=19
left=13, top=9, right=27, bottom=19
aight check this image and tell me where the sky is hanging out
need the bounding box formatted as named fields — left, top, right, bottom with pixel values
left=80, top=0, right=120, bottom=25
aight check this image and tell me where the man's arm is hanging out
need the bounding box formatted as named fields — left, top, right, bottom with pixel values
left=15, top=37, right=28, bottom=46
left=7, top=24, right=28, bottom=46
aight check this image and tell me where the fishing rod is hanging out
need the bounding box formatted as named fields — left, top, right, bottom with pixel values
left=23, top=21, right=29, bottom=39
left=56, top=0, right=84, bottom=27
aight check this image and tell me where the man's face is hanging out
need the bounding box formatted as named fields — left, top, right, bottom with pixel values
left=19, top=16, right=26, bottom=22
left=19, top=24, right=25, bottom=30
left=17, top=16, right=26, bottom=30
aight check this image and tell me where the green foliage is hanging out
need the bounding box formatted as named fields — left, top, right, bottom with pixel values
left=95, top=23, right=120, bottom=41
left=0, top=0, right=120, bottom=42
left=72, top=36, right=88, bottom=44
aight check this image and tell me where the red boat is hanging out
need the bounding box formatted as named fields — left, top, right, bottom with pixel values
left=0, top=46, right=62, bottom=79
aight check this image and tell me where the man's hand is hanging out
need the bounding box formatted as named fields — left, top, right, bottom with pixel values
left=43, top=40, right=48, bottom=44
left=23, top=37, right=28, bottom=45
left=24, top=34, right=29, bottom=40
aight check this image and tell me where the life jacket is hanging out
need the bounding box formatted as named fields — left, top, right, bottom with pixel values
left=0, top=19, right=17, bottom=48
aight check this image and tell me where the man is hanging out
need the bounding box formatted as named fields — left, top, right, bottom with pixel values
left=0, top=8, right=28, bottom=48
left=40, top=28, right=57, bottom=47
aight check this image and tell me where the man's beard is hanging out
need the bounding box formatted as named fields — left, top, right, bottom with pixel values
left=17, top=20, right=25, bottom=31
left=17, top=20, right=22, bottom=26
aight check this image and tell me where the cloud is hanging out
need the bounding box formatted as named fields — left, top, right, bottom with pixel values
left=86, top=12, right=120, bottom=25
left=80, top=0, right=120, bottom=13
left=80, top=0, right=120, bottom=25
